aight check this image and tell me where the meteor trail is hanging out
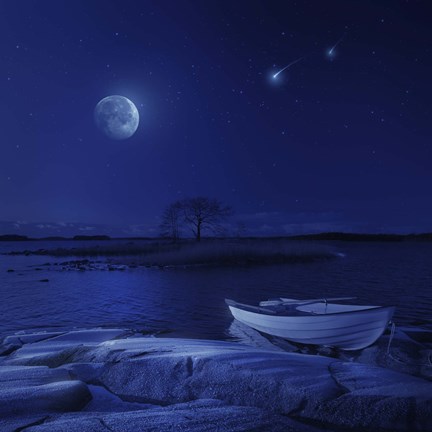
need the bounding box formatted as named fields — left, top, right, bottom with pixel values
left=272, top=57, right=304, bottom=79
left=328, top=34, right=345, bottom=57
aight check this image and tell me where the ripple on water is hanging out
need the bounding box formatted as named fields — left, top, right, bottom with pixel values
left=0, top=240, right=431, bottom=339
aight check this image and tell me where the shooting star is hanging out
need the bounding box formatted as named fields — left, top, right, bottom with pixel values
left=327, top=34, right=346, bottom=58
left=272, top=57, right=304, bottom=79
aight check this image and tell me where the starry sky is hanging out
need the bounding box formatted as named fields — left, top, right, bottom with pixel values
left=1, top=1, right=431, bottom=237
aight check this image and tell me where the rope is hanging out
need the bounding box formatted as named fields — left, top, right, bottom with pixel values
left=386, top=321, right=396, bottom=355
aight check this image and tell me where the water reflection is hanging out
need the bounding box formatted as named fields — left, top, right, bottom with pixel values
left=1, top=241, right=431, bottom=339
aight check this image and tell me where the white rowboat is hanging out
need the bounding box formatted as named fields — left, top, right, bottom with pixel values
left=226, top=297, right=395, bottom=351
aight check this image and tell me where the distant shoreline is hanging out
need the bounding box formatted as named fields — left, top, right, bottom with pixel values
left=2, top=232, right=432, bottom=269
left=2, top=238, right=336, bottom=268
left=1, top=232, right=432, bottom=242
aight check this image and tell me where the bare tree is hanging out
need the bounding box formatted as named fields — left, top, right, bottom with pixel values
left=159, top=201, right=183, bottom=242
left=181, top=197, right=232, bottom=241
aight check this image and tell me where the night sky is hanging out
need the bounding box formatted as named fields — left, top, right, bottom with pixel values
left=1, top=1, right=431, bottom=237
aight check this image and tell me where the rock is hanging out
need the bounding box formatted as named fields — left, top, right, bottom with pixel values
left=19, top=400, right=315, bottom=432
left=21, top=417, right=107, bottom=432
left=1, top=328, right=431, bottom=431
left=39, top=279, right=49, bottom=282
left=231, top=321, right=432, bottom=380
left=0, top=343, right=21, bottom=357
left=0, top=365, right=71, bottom=386
left=3, top=328, right=130, bottom=367
left=0, top=332, right=67, bottom=357
left=98, top=341, right=339, bottom=412
left=0, top=365, right=91, bottom=417
left=0, top=415, right=50, bottom=432
left=6, top=269, right=14, bottom=272
left=64, top=362, right=106, bottom=383
left=355, top=327, right=432, bottom=380
left=3, top=331, right=65, bottom=346
left=90, top=339, right=432, bottom=430
left=300, top=361, right=432, bottom=430
left=83, top=384, right=153, bottom=413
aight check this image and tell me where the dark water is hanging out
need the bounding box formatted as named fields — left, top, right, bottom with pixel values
left=0, top=240, right=431, bottom=340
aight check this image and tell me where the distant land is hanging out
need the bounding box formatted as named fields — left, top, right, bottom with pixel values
left=0, top=234, right=113, bottom=241
left=289, top=232, right=432, bottom=241
left=1, top=232, right=432, bottom=242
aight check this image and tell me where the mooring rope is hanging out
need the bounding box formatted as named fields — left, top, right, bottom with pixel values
left=386, top=321, right=396, bottom=355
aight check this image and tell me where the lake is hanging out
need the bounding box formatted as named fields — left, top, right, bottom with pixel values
left=1, top=240, right=431, bottom=340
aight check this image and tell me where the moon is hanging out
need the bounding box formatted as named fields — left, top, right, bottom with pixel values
left=94, top=95, right=139, bottom=140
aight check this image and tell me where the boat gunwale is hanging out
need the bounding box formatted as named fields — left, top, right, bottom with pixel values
left=225, top=298, right=395, bottom=318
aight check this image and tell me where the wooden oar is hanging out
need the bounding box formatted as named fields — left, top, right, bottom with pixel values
left=279, top=296, right=357, bottom=306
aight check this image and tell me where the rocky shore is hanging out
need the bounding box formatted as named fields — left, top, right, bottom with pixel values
left=1, top=328, right=431, bottom=431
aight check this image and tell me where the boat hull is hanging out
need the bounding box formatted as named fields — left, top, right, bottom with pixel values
left=227, top=303, right=395, bottom=350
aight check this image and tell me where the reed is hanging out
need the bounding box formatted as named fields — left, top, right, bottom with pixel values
left=6, top=238, right=337, bottom=266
